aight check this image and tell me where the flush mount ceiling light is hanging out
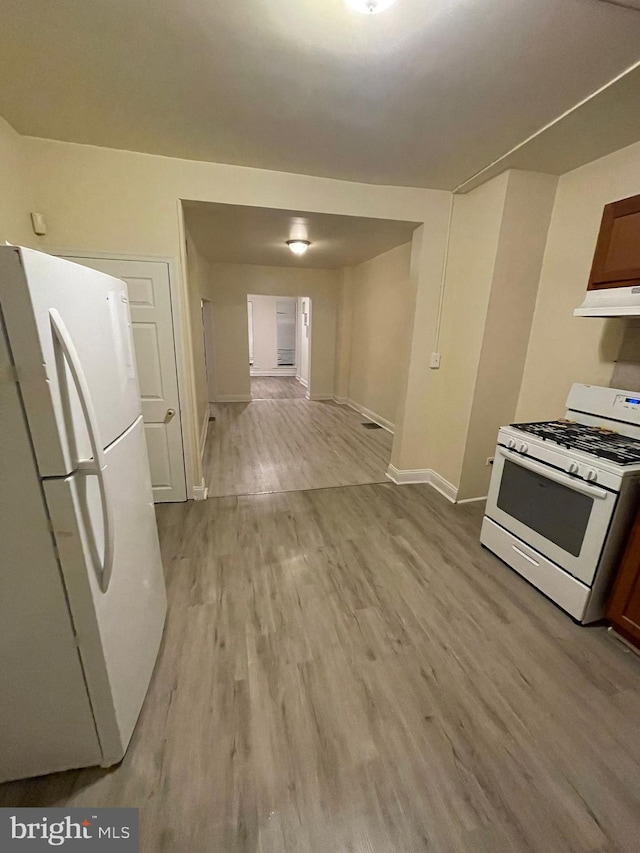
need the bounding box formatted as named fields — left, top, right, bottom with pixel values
left=286, top=239, right=311, bottom=256
left=346, top=0, right=396, bottom=13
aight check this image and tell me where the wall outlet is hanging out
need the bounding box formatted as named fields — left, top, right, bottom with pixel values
left=429, top=352, right=441, bottom=369
left=486, top=456, right=494, bottom=466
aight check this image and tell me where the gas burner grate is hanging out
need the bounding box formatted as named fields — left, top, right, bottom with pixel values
left=510, top=420, right=640, bottom=466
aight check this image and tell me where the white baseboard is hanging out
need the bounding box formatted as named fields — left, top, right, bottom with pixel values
left=429, top=470, right=458, bottom=503
left=456, top=495, right=488, bottom=504
left=215, top=394, right=252, bottom=403
left=191, top=478, right=209, bottom=501
left=250, top=368, right=297, bottom=377
left=298, top=376, right=309, bottom=388
left=333, top=397, right=394, bottom=434
left=386, top=465, right=431, bottom=485
left=385, top=465, right=458, bottom=503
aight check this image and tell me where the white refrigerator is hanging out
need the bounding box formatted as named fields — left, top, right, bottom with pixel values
left=0, top=246, right=167, bottom=783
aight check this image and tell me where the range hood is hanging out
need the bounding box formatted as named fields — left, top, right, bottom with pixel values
left=574, top=286, right=640, bottom=318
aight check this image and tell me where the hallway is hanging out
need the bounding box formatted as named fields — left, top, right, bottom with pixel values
left=205, top=383, right=393, bottom=497
left=251, top=376, right=307, bottom=400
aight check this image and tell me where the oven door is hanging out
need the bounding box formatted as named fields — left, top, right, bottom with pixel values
left=486, top=446, right=618, bottom=585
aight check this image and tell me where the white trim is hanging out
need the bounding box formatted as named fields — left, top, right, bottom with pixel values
left=428, top=470, right=458, bottom=503
left=199, top=405, right=209, bottom=461
left=386, top=465, right=431, bottom=485
left=250, top=368, right=297, bottom=377
left=456, top=495, right=487, bottom=504
left=191, top=478, right=208, bottom=501
left=385, top=465, right=458, bottom=503
left=333, top=397, right=394, bottom=434
left=216, top=394, right=252, bottom=403
left=298, top=376, right=309, bottom=388
left=175, top=204, right=207, bottom=502
left=307, top=394, right=334, bottom=401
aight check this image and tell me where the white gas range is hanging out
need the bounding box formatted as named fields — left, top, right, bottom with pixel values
left=481, top=384, right=640, bottom=624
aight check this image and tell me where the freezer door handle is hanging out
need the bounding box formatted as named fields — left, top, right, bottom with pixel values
left=49, top=309, right=115, bottom=592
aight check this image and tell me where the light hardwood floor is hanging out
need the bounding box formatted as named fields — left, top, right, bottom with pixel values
left=205, top=397, right=392, bottom=497
left=2, top=483, right=639, bottom=852
left=251, top=376, right=307, bottom=399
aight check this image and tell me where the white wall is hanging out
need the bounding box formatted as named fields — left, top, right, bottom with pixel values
left=248, top=294, right=297, bottom=374
left=299, top=297, right=311, bottom=386
left=516, top=139, right=640, bottom=422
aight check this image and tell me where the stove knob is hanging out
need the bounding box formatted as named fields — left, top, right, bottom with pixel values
left=508, top=439, right=517, bottom=450
left=519, top=442, right=529, bottom=454
left=568, top=462, right=579, bottom=475
left=585, top=470, right=598, bottom=482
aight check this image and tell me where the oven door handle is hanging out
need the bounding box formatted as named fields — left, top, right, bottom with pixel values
left=498, top=448, right=609, bottom=500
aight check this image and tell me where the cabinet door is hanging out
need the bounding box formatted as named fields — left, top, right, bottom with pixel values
left=607, top=507, right=640, bottom=650
left=588, top=194, right=640, bottom=291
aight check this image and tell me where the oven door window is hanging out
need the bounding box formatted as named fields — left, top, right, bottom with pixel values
left=496, top=459, right=594, bottom=557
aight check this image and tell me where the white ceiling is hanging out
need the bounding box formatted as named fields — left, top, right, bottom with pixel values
left=183, top=202, right=419, bottom=268
left=1, top=1, right=640, bottom=189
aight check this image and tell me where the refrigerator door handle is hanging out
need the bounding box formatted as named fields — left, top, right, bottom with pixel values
left=49, top=309, right=115, bottom=593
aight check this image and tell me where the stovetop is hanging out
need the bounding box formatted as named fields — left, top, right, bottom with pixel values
left=510, top=419, right=640, bottom=466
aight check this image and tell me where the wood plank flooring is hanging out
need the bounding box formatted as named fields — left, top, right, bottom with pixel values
left=251, top=376, right=307, bottom=400
left=2, top=483, right=639, bottom=852
left=205, top=397, right=392, bottom=497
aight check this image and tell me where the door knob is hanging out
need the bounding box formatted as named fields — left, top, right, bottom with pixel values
left=164, top=408, right=176, bottom=423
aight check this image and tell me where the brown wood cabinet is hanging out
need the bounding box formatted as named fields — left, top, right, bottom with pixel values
left=588, top=193, right=640, bottom=291
left=607, top=502, right=640, bottom=649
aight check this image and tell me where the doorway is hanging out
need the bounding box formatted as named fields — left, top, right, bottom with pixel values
left=247, top=294, right=308, bottom=400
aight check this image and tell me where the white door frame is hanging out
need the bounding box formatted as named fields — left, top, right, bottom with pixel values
left=47, top=248, right=203, bottom=501
left=201, top=298, right=217, bottom=405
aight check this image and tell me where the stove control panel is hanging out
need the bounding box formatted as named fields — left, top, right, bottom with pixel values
left=565, top=462, right=598, bottom=482
left=497, top=427, right=624, bottom=492
left=614, top=394, right=640, bottom=417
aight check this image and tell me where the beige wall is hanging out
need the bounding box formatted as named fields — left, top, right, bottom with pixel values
left=12, top=126, right=449, bottom=494
left=334, top=269, right=354, bottom=401
left=345, top=242, right=413, bottom=426
left=205, top=263, right=340, bottom=400
left=0, top=117, right=33, bottom=246
left=12, top=116, right=636, bottom=503
left=389, top=222, right=451, bottom=471
left=409, top=174, right=510, bottom=485
left=516, top=139, right=640, bottom=422
left=184, top=227, right=210, bottom=440
left=457, top=171, right=558, bottom=500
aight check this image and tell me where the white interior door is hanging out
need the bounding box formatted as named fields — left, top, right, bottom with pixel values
left=63, top=256, right=187, bottom=502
